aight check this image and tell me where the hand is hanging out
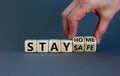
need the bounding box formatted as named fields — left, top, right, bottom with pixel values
left=62, top=0, right=120, bottom=44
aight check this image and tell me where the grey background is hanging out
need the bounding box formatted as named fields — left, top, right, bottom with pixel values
left=0, top=0, right=120, bottom=76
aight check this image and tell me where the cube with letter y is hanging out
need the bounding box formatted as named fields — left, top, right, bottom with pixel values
left=60, top=39, right=72, bottom=52
left=84, top=36, right=97, bottom=52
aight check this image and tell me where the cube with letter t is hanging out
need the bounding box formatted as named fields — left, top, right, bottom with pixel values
left=37, top=40, right=48, bottom=52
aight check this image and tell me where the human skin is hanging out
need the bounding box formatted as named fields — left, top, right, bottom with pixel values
left=62, top=0, right=120, bottom=44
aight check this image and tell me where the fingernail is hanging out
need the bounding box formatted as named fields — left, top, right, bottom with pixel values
left=66, top=36, right=68, bottom=39
left=97, top=37, right=101, bottom=45
left=68, top=35, right=71, bottom=39
left=68, top=35, right=73, bottom=40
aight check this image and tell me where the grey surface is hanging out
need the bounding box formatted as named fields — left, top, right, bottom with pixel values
left=0, top=0, right=120, bottom=76
left=0, top=51, right=120, bottom=76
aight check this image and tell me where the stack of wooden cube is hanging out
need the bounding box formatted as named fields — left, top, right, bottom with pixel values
left=25, top=36, right=97, bottom=53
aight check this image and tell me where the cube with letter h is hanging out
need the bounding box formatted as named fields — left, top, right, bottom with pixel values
left=73, top=37, right=84, bottom=52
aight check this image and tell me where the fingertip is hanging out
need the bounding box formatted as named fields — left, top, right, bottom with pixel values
left=68, top=25, right=77, bottom=40
left=97, top=37, right=101, bottom=45
left=94, top=35, right=101, bottom=45
left=65, top=35, right=68, bottom=39
left=63, top=27, right=69, bottom=38
left=68, top=34, right=75, bottom=40
left=64, top=33, right=68, bottom=38
left=68, top=30, right=76, bottom=40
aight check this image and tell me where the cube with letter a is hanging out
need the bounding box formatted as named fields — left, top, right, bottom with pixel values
left=49, top=39, right=60, bottom=52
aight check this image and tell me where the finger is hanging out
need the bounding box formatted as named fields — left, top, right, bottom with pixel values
left=68, top=20, right=78, bottom=39
left=62, top=0, right=80, bottom=37
left=67, top=5, right=90, bottom=39
left=94, top=18, right=111, bottom=44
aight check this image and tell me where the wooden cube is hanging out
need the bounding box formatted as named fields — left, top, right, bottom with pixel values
left=72, top=37, right=84, bottom=52
left=49, top=39, right=60, bottom=52
left=24, top=40, right=37, bottom=52
left=37, top=40, right=48, bottom=53
left=60, top=40, right=72, bottom=52
left=84, top=36, right=97, bottom=52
